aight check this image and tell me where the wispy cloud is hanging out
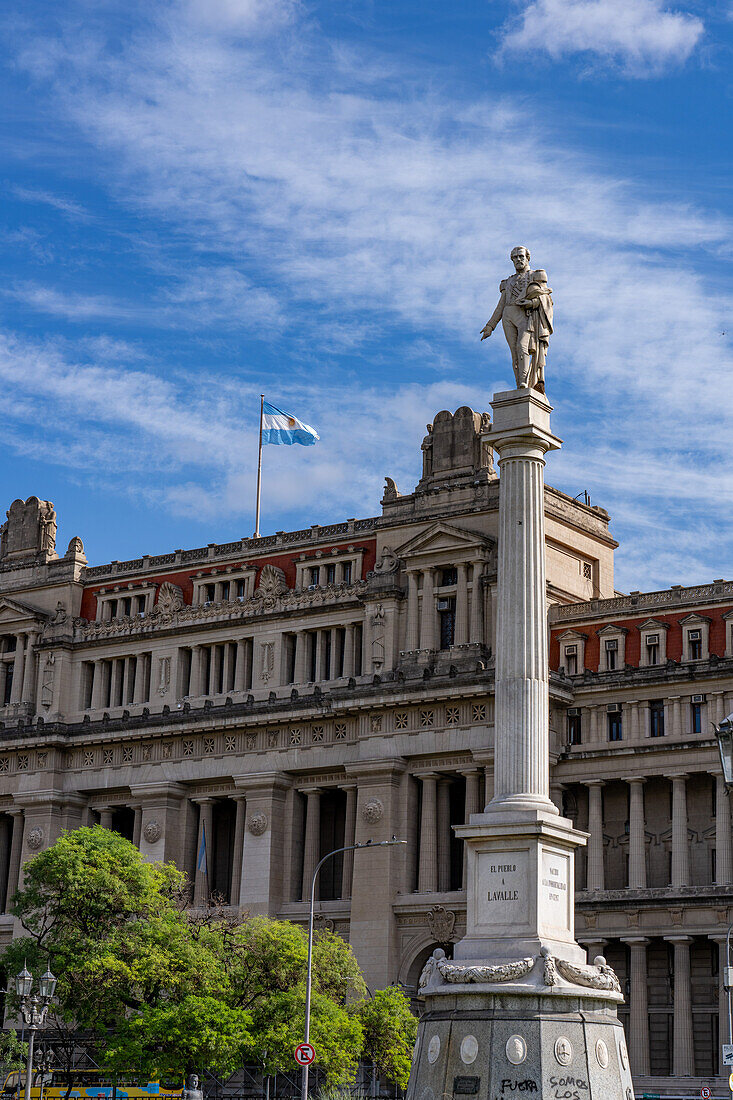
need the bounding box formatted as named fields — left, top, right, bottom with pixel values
left=498, top=0, right=704, bottom=75
left=12, top=185, right=90, bottom=219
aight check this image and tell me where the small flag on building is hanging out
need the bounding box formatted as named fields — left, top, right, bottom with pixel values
left=197, top=821, right=208, bottom=876
left=253, top=396, right=320, bottom=538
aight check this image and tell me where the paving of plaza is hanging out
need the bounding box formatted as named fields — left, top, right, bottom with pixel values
left=0, top=404, right=730, bottom=1092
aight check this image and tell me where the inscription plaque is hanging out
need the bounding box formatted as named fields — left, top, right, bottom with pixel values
left=476, top=849, right=528, bottom=928
left=453, top=1077, right=480, bottom=1095
left=540, top=849, right=569, bottom=931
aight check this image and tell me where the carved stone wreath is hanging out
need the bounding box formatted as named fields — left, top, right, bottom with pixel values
left=361, top=798, right=383, bottom=823
left=26, top=827, right=44, bottom=851
left=438, top=956, right=534, bottom=984
left=248, top=812, right=268, bottom=836
left=143, top=820, right=161, bottom=843
left=554, top=956, right=621, bottom=993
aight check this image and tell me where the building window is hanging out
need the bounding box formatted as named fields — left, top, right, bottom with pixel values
left=439, top=567, right=457, bottom=587
left=3, top=665, right=13, bottom=706
left=309, top=567, right=319, bottom=586
left=607, top=712, right=622, bottom=741
left=688, top=631, right=702, bottom=660
left=439, top=603, right=455, bottom=649
left=567, top=712, right=582, bottom=745
left=650, top=699, right=665, bottom=737
left=342, top=561, right=352, bottom=584
left=236, top=578, right=246, bottom=600
left=605, top=639, right=618, bottom=671
left=326, top=563, right=336, bottom=585
left=691, top=702, right=702, bottom=734
left=204, top=583, right=216, bottom=603
left=564, top=646, right=577, bottom=675
left=645, top=634, right=659, bottom=665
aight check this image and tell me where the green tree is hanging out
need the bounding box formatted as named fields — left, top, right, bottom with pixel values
left=358, top=987, right=417, bottom=1090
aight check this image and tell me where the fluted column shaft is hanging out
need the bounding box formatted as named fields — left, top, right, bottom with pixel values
left=417, top=774, right=438, bottom=893
left=419, top=569, right=435, bottom=650
left=628, top=778, right=647, bottom=889
left=462, top=770, right=482, bottom=887
left=454, top=564, right=469, bottom=646
left=470, top=562, right=484, bottom=644
left=132, top=805, right=143, bottom=847
left=21, top=632, right=38, bottom=704
left=190, top=645, right=204, bottom=696
left=301, top=788, right=322, bottom=901
left=711, top=936, right=730, bottom=1074
left=230, top=794, right=247, bottom=907
left=623, top=938, right=650, bottom=1075
left=715, top=773, right=732, bottom=884
left=406, top=572, right=420, bottom=651
left=667, top=936, right=695, bottom=1076
left=234, top=640, right=247, bottom=690
left=293, top=631, right=307, bottom=684
left=341, top=784, right=357, bottom=899
left=437, top=779, right=452, bottom=892
left=343, top=627, right=355, bottom=679
left=586, top=782, right=605, bottom=891
left=669, top=774, right=690, bottom=886
left=99, top=807, right=114, bottom=829
left=9, top=634, right=25, bottom=704
left=5, top=811, right=24, bottom=911
left=91, top=660, right=105, bottom=709
left=0, top=817, right=10, bottom=912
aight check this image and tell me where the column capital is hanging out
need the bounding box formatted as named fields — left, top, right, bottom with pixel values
left=190, top=795, right=218, bottom=806
left=620, top=936, right=651, bottom=946
left=339, top=782, right=358, bottom=792
left=627, top=776, right=647, bottom=786
left=413, top=770, right=441, bottom=781
left=584, top=779, right=605, bottom=788
left=666, top=772, right=690, bottom=782
left=300, top=786, right=323, bottom=796
left=459, top=768, right=483, bottom=779
left=664, top=934, right=693, bottom=944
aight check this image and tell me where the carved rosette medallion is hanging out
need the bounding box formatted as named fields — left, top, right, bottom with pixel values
left=26, top=826, right=44, bottom=851
left=595, top=1039, right=609, bottom=1069
left=248, top=812, right=268, bottom=836
left=362, top=798, right=383, bottom=823
left=554, top=1037, right=572, bottom=1066
left=505, top=1036, right=526, bottom=1065
left=427, top=1036, right=440, bottom=1064
left=143, top=820, right=161, bottom=843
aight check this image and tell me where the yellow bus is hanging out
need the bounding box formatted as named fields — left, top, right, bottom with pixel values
left=1, top=1072, right=184, bottom=1100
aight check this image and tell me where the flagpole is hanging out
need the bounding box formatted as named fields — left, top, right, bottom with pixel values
left=254, top=393, right=264, bottom=538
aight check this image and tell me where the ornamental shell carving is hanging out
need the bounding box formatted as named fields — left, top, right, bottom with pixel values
left=554, top=956, right=622, bottom=993
left=254, top=564, right=288, bottom=602
left=438, top=956, right=534, bottom=984
left=154, top=582, right=183, bottom=614
left=248, top=812, right=268, bottom=836
left=143, top=820, right=161, bottom=843
left=26, top=827, right=44, bottom=850
left=362, top=798, right=383, bottom=823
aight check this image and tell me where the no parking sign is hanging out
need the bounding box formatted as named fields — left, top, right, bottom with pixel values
left=295, top=1043, right=315, bottom=1067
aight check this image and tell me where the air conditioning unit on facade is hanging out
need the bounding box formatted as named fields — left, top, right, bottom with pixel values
left=605, top=639, right=618, bottom=651
left=436, top=598, right=451, bottom=611
left=691, top=694, right=706, bottom=704
left=308, top=584, right=319, bottom=591
left=565, top=644, right=577, bottom=655
left=645, top=634, right=659, bottom=646
left=607, top=703, right=622, bottom=713
left=688, top=630, right=702, bottom=641
left=567, top=708, right=580, bottom=717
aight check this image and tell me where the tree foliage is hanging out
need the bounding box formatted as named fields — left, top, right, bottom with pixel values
left=2, top=827, right=416, bottom=1089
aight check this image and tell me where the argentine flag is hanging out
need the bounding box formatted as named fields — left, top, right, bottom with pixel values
left=262, top=401, right=320, bottom=446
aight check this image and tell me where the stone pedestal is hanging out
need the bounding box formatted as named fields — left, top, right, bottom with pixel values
left=407, top=388, right=633, bottom=1100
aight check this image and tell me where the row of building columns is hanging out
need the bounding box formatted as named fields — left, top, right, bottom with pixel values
left=300, top=785, right=358, bottom=901
left=405, top=563, right=485, bottom=651
left=584, top=692, right=731, bottom=742
left=0, top=632, right=39, bottom=707
left=89, top=653, right=152, bottom=709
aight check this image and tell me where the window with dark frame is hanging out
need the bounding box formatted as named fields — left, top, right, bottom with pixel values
left=567, top=712, right=582, bottom=745
left=649, top=699, right=665, bottom=737
left=440, top=567, right=457, bottom=587
left=607, top=712, right=622, bottom=741
left=691, top=702, right=702, bottom=734
left=605, top=639, right=617, bottom=670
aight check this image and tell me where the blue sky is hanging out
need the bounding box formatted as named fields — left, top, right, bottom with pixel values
left=0, top=0, right=730, bottom=593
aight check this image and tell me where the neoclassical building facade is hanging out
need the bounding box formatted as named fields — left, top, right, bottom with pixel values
left=0, top=406, right=729, bottom=1092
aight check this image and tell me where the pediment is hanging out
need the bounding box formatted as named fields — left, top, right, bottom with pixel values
left=0, top=596, right=48, bottom=628
left=638, top=618, right=669, bottom=632
left=596, top=624, right=628, bottom=636
left=394, top=521, right=494, bottom=562
left=558, top=629, right=588, bottom=642
left=678, top=612, right=711, bottom=625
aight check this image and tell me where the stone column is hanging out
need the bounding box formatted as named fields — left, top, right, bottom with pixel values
left=341, top=784, right=357, bottom=899
left=417, top=773, right=438, bottom=893
left=419, top=568, right=435, bottom=651
left=192, top=798, right=215, bottom=905
left=5, top=810, right=24, bottom=910
left=0, top=817, right=10, bottom=913
left=314, top=633, right=324, bottom=683
left=329, top=627, right=339, bottom=680
left=132, top=805, right=143, bottom=848
left=293, top=631, right=308, bottom=684
left=211, top=645, right=222, bottom=694
left=587, top=706, right=600, bottom=743
left=132, top=656, right=144, bottom=704
left=235, top=773, right=290, bottom=913
left=121, top=657, right=132, bottom=706
left=437, top=778, right=452, bottom=892
left=234, top=639, right=247, bottom=690
left=714, top=772, right=733, bottom=884
left=99, top=807, right=114, bottom=829
left=666, top=936, right=695, bottom=1076
left=628, top=778, right=647, bottom=889
left=711, top=935, right=730, bottom=1073
left=9, top=634, right=25, bottom=704
left=669, top=773, right=690, bottom=886
left=90, top=660, right=104, bottom=709
left=470, top=562, right=484, bottom=645
left=585, top=781, right=605, bottom=891
left=343, top=627, right=355, bottom=679
left=487, top=391, right=559, bottom=811
left=622, top=937, right=651, bottom=1075
left=190, top=645, right=204, bottom=696
left=668, top=696, right=681, bottom=738
left=222, top=644, right=234, bottom=693
left=21, top=632, right=38, bottom=705
left=454, top=564, right=469, bottom=647
left=462, top=770, right=482, bottom=887
left=229, top=794, right=247, bottom=907
left=301, top=788, right=322, bottom=901
left=627, top=701, right=640, bottom=740
left=406, top=572, right=420, bottom=651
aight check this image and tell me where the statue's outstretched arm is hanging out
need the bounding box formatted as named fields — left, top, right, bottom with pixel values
left=481, top=290, right=505, bottom=339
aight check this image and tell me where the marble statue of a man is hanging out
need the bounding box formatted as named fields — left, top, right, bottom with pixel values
left=480, top=246, right=553, bottom=392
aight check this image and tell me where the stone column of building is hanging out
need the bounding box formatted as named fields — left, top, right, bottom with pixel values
left=131, top=656, right=144, bottom=704
left=627, top=701, right=640, bottom=740
left=669, top=773, right=690, bottom=886
left=666, top=935, right=695, bottom=1077
left=192, top=798, right=215, bottom=905
left=587, top=705, right=600, bottom=744
left=710, top=935, right=730, bottom=1074
left=229, top=794, right=247, bottom=907
left=621, top=937, right=651, bottom=1074
left=668, top=696, right=681, bottom=738
left=711, top=692, right=727, bottom=726
left=714, top=772, right=733, bottom=884
left=330, top=627, right=339, bottom=679
left=470, top=561, right=484, bottom=645
left=235, top=639, right=249, bottom=690
left=454, top=564, right=469, bottom=646
left=9, top=633, right=26, bottom=704
left=99, top=806, right=114, bottom=829
left=314, top=633, right=325, bottom=683
left=406, top=572, right=420, bottom=651
left=341, top=784, right=357, bottom=899
left=579, top=937, right=606, bottom=964
left=419, top=568, right=435, bottom=651
left=131, top=804, right=143, bottom=847
left=417, top=773, right=438, bottom=892
left=628, top=778, right=647, bottom=889
left=211, top=645, right=222, bottom=694
left=234, top=773, right=290, bottom=912
left=301, top=788, right=322, bottom=901
left=21, top=631, right=38, bottom=705
left=461, top=769, right=483, bottom=886
left=437, top=778, right=452, bottom=892
left=0, top=817, right=10, bottom=913
left=5, top=810, right=24, bottom=911
left=91, top=660, right=105, bottom=709
left=585, top=781, right=605, bottom=891
left=222, top=643, right=233, bottom=693
left=343, top=626, right=355, bottom=679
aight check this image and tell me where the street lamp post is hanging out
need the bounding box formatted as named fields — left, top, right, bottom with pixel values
left=714, top=713, right=733, bottom=792
left=15, top=967, right=57, bottom=1100
left=301, top=837, right=406, bottom=1100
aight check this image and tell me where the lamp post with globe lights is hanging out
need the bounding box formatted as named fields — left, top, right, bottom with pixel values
left=15, top=966, right=57, bottom=1100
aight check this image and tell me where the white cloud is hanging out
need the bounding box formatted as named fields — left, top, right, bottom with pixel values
left=498, top=0, right=704, bottom=75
